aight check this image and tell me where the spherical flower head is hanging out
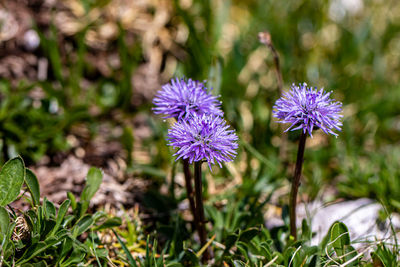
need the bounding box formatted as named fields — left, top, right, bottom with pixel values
left=152, top=78, right=223, bottom=120
left=167, top=114, right=238, bottom=170
left=273, top=83, right=343, bottom=137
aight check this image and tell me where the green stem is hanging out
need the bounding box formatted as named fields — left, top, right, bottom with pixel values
left=290, top=131, right=307, bottom=240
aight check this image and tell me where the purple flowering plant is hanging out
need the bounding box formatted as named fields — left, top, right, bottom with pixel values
left=167, top=114, right=238, bottom=170
left=152, top=77, right=223, bottom=120
left=153, top=77, right=237, bottom=260
left=166, top=114, right=237, bottom=260
left=273, top=82, right=342, bottom=240
left=273, top=83, right=343, bottom=137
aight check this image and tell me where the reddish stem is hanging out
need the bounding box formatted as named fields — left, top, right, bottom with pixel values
left=290, top=131, right=307, bottom=240
left=182, top=159, right=198, bottom=230
left=194, top=161, right=210, bottom=262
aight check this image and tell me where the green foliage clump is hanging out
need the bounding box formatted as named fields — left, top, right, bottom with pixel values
left=0, top=157, right=121, bottom=266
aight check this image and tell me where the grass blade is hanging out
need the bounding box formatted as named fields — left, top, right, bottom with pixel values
left=112, top=229, right=138, bottom=267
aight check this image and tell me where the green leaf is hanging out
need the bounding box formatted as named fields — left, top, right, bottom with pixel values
left=93, top=217, right=122, bottom=231
left=67, top=192, right=77, bottom=210
left=112, top=229, right=138, bottom=267
left=0, top=206, right=9, bottom=237
left=261, top=243, right=276, bottom=262
left=17, top=237, right=59, bottom=264
left=41, top=219, right=56, bottom=239
left=343, top=245, right=358, bottom=266
left=238, top=227, right=261, bottom=243
left=25, top=169, right=40, bottom=206
left=372, top=243, right=397, bottom=267
left=44, top=198, right=56, bottom=219
left=59, top=236, right=74, bottom=260
left=301, top=219, right=312, bottom=241
left=49, top=199, right=70, bottom=236
left=73, top=215, right=94, bottom=237
left=81, top=167, right=103, bottom=202
left=0, top=156, right=25, bottom=206
left=59, top=243, right=86, bottom=266
left=92, top=211, right=107, bottom=222
left=329, top=221, right=350, bottom=257
left=181, top=249, right=200, bottom=267
left=223, top=232, right=239, bottom=254
left=232, top=260, right=247, bottom=267
left=122, top=126, right=134, bottom=165
left=165, top=263, right=184, bottom=267
left=78, top=200, right=90, bottom=218
left=62, top=215, right=75, bottom=228
left=21, top=261, right=47, bottom=267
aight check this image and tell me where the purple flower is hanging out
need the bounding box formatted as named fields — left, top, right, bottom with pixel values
left=273, top=83, right=343, bottom=137
left=152, top=78, right=223, bottom=120
left=167, top=114, right=238, bottom=169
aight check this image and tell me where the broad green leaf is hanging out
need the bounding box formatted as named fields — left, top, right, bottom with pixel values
left=3, top=241, right=15, bottom=263
left=41, top=219, right=56, bottom=239
left=60, top=245, right=86, bottom=266
left=67, top=192, right=77, bottom=210
left=372, top=243, right=397, bottom=267
left=92, top=211, right=107, bottom=222
left=93, top=217, right=122, bottom=231
left=24, top=210, right=36, bottom=230
left=329, top=221, right=350, bottom=257
left=25, top=169, right=40, bottom=206
left=236, top=242, right=250, bottom=262
left=0, top=206, right=9, bottom=237
left=224, top=232, right=239, bottom=254
left=78, top=200, right=90, bottom=218
left=73, top=214, right=94, bottom=237
left=81, top=167, right=103, bottom=202
left=44, top=198, right=56, bottom=219
left=17, top=237, right=59, bottom=264
left=260, top=243, right=272, bottom=261
left=301, top=219, right=312, bottom=241
left=239, top=227, right=261, bottom=243
left=0, top=157, right=25, bottom=206
left=284, top=246, right=302, bottom=267
left=58, top=236, right=73, bottom=260
left=62, top=215, right=75, bottom=228
left=49, top=199, right=70, bottom=236
left=343, top=245, right=358, bottom=266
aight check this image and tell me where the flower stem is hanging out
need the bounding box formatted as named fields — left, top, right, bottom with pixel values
left=194, top=161, right=209, bottom=261
left=258, top=31, right=283, bottom=96
left=290, top=131, right=307, bottom=240
left=258, top=31, right=287, bottom=162
left=182, top=159, right=198, bottom=230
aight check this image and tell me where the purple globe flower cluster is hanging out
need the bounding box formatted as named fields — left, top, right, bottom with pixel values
left=168, top=114, right=238, bottom=169
left=152, top=78, right=224, bottom=120
left=153, top=78, right=238, bottom=169
left=273, top=83, right=343, bottom=137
